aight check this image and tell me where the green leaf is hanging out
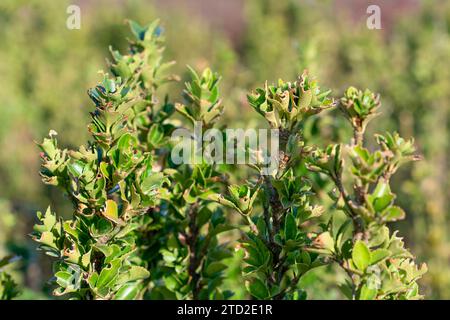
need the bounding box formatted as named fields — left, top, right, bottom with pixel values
left=336, top=219, right=352, bottom=249
left=338, top=281, right=354, bottom=300
left=352, top=240, right=371, bottom=272
left=40, top=135, right=58, bottom=159
left=197, top=207, right=212, bottom=228
left=96, top=259, right=121, bottom=289
left=370, top=249, right=391, bottom=265
left=164, top=275, right=180, bottom=291
left=147, top=124, right=165, bottom=148
left=382, top=206, right=405, bottom=221
left=81, top=250, right=91, bottom=269
left=208, top=224, right=234, bottom=239
left=117, top=132, right=135, bottom=151
left=246, top=278, right=269, bottom=299
left=88, top=272, right=98, bottom=289
left=141, top=172, right=166, bottom=195
left=298, top=89, right=312, bottom=109
left=42, top=207, right=57, bottom=231
left=368, top=180, right=394, bottom=213
left=90, top=218, right=113, bottom=237
left=55, top=271, right=73, bottom=289
left=284, top=213, right=297, bottom=241
left=129, top=20, right=147, bottom=40
left=359, top=284, right=377, bottom=300
left=102, top=199, right=119, bottom=223
left=127, top=266, right=150, bottom=282
left=208, top=193, right=240, bottom=212
left=205, top=262, right=227, bottom=277
left=38, top=231, right=57, bottom=249
left=114, top=283, right=140, bottom=300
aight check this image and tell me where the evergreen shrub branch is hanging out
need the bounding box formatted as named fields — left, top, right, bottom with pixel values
left=32, top=20, right=426, bottom=300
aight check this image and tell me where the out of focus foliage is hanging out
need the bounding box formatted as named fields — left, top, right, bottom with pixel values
left=0, top=256, right=20, bottom=300
left=0, top=0, right=448, bottom=299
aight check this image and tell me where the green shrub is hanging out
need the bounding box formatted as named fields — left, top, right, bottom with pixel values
left=0, top=256, right=20, bottom=300
left=32, top=20, right=426, bottom=300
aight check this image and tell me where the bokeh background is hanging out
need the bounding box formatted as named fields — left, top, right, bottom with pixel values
left=0, top=0, right=449, bottom=299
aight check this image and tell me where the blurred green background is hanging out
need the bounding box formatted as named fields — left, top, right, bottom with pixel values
left=0, top=0, right=448, bottom=299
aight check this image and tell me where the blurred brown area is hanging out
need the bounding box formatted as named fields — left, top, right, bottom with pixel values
left=335, top=0, right=420, bottom=28
left=154, top=0, right=420, bottom=40
left=155, top=0, right=245, bottom=44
